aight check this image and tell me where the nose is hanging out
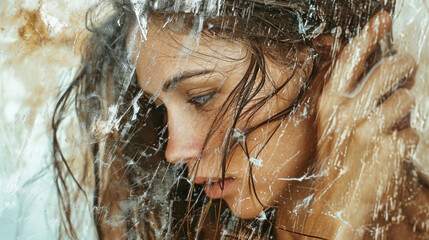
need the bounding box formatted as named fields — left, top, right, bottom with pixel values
left=164, top=104, right=203, bottom=165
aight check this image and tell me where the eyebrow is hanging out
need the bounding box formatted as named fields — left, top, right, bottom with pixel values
left=162, top=69, right=216, bottom=91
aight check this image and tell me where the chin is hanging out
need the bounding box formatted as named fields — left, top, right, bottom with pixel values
left=225, top=197, right=264, bottom=219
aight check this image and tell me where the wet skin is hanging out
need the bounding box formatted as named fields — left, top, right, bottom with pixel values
left=135, top=21, right=318, bottom=220
left=135, top=11, right=423, bottom=239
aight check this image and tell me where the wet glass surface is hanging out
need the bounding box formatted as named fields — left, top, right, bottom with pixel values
left=1, top=0, right=429, bottom=239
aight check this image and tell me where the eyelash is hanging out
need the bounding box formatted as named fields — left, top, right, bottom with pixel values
left=188, top=92, right=216, bottom=106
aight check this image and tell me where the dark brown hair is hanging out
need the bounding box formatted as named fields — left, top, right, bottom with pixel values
left=53, top=0, right=395, bottom=239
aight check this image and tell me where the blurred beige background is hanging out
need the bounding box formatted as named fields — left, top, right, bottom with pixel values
left=0, top=1, right=97, bottom=238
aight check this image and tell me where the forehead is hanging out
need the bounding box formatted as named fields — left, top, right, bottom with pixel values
left=134, top=21, right=248, bottom=89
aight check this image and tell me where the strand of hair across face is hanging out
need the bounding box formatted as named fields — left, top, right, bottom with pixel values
left=236, top=134, right=327, bottom=240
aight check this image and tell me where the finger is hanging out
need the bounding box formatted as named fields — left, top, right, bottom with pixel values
left=358, top=88, right=415, bottom=133
left=327, top=11, right=392, bottom=94
left=343, top=54, right=417, bottom=121
left=367, top=129, right=419, bottom=185
left=349, top=128, right=419, bottom=220
left=387, top=128, right=419, bottom=158
left=361, top=127, right=417, bottom=158
left=400, top=161, right=429, bottom=233
left=378, top=54, right=417, bottom=98
left=359, top=53, right=416, bottom=103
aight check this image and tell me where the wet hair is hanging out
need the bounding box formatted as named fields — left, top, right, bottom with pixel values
left=52, top=0, right=395, bottom=239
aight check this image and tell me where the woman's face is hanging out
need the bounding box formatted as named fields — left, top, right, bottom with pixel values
left=135, top=22, right=318, bottom=219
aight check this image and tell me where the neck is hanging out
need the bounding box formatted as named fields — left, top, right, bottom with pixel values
left=274, top=176, right=316, bottom=240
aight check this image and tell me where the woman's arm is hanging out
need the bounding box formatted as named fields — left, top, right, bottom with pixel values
left=304, top=11, right=423, bottom=239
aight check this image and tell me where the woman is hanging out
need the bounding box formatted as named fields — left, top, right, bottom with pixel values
left=53, top=0, right=428, bottom=239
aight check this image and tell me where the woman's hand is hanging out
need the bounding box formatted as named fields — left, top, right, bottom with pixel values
left=305, top=11, right=420, bottom=239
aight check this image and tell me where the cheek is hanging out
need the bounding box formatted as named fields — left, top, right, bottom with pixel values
left=251, top=115, right=316, bottom=192
left=216, top=111, right=317, bottom=218
left=268, top=116, right=316, bottom=171
left=180, top=106, right=218, bottom=133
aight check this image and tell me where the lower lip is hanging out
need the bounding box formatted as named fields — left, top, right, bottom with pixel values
left=204, top=178, right=234, bottom=199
